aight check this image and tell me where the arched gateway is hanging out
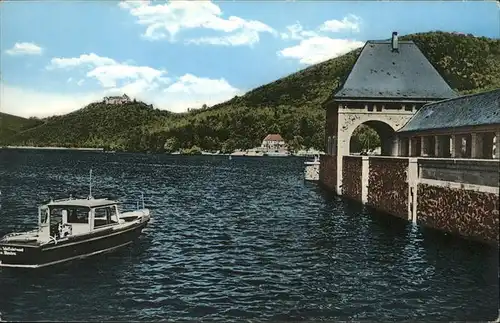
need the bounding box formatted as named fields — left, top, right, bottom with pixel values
left=320, top=32, right=457, bottom=195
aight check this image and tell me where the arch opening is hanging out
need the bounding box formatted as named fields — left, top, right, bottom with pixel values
left=349, top=121, right=396, bottom=156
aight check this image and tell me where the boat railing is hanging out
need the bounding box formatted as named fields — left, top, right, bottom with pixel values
left=0, top=229, right=39, bottom=241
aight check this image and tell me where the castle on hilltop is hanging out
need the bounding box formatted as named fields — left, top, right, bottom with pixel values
left=103, top=94, right=131, bottom=105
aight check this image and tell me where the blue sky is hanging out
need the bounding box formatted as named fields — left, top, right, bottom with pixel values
left=1, top=0, right=498, bottom=117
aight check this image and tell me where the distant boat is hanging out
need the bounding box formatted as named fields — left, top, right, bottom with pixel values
left=229, top=155, right=232, bottom=160
left=0, top=170, right=151, bottom=269
left=304, top=154, right=320, bottom=181
left=265, top=150, right=290, bottom=157
left=304, top=154, right=320, bottom=165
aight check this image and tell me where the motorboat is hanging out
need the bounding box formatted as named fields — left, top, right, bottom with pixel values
left=0, top=171, right=151, bottom=269
left=304, top=154, right=320, bottom=181
left=304, top=154, right=320, bottom=166
left=264, top=150, right=290, bottom=157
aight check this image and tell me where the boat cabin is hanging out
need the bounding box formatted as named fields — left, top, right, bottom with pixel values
left=38, top=198, right=123, bottom=241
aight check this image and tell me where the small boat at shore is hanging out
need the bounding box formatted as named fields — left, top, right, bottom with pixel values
left=304, top=154, right=320, bottom=166
left=304, top=154, right=320, bottom=181
left=0, top=171, right=151, bottom=269
left=264, top=150, right=290, bottom=157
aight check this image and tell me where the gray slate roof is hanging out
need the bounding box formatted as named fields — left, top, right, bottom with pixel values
left=334, top=40, right=458, bottom=100
left=398, top=89, right=500, bottom=133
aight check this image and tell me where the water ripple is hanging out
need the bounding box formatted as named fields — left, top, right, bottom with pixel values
left=0, top=151, right=498, bottom=322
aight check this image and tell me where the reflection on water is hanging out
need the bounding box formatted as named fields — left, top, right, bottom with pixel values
left=0, top=150, right=498, bottom=321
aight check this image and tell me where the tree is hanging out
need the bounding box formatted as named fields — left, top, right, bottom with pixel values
left=182, top=145, right=202, bottom=155
left=221, top=139, right=237, bottom=154
left=287, top=135, right=304, bottom=154
left=164, top=137, right=180, bottom=153
left=351, top=125, right=380, bottom=153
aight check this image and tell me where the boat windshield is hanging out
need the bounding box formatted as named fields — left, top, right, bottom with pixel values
left=50, top=207, right=64, bottom=227
left=50, top=206, right=90, bottom=225
left=40, top=206, right=49, bottom=224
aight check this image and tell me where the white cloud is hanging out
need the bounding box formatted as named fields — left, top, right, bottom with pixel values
left=165, top=73, right=239, bottom=96
left=278, top=36, right=364, bottom=65
left=319, top=14, right=361, bottom=33
left=47, top=53, right=170, bottom=94
left=3, top=52, right=241, bottom=117
left=119, top=0, right=275, bottom=46
left=0, top=83, right=103, bottom=118
left=86, top=64, right=169, bottom=88
left=47, top=53, right=117, bottom=69
left=277, top=14, right=364, bottom=65
left=1, top=75, right=241, bottom=117
left=156, top=73, right=241, bottom=112
left=5, top=42, right=43, bottom=56
left=280, top=22, right=318, bottom=41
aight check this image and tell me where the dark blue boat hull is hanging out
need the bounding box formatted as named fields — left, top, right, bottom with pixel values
left=0, top=220, right=149, bottom=268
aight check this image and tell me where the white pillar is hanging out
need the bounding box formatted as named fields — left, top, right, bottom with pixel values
left=391, top=135, right=399, bottom=156
left=451, top=134, right=460, bottom=158
left=336, top=116, right=350, bottom=196
left=408, top=158, right=419, bottom=223
left=336, top=154, right=343, bottom=195
left=494, top=132, right=500, bottom=159
left=420, top=136, right=426, bottom=157
left=434, top=136, right=441, bottom=157
left=471, top=133, right=483, bottom=159
left=361, top=156, right=369, bottom=204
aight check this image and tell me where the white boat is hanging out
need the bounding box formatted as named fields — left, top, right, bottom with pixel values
left=265, top=150, right=290, bottom=157
left=304, top=154, right=320, bottom=181
left=0, top=170, right=151, bottom=269
left=304, top=154, right=320, bottom=165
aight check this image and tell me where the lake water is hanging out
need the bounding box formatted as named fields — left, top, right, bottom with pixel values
left=0, top=150, right=498, bottom=322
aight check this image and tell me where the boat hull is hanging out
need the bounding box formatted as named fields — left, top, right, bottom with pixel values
left=0, top=220, right=149, bottom=268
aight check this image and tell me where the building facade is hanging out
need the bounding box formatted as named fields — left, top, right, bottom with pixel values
left=261, top=134, right=286, bottom=151
left=397, top=89, right=500, bottom=160
left=103, top=94, right=131, bottom=105
left=321, top=32, right=457, bottom=195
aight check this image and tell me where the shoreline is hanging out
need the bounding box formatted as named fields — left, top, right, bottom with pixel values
left=1, top=146, right=324, bottom=157
left=2, top=146, right=104, bottom=151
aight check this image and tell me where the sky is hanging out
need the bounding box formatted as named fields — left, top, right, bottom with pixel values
left=0, top=0, right=498, bottom=118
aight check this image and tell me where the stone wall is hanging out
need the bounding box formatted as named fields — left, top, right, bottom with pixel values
left=342, top=156, right=362, bottom=201
left=367, top=157, right=409, bottom=219
left=417, top=184, right=499, bottom=244
left=319, top=152, right=499, bottom=244
left=419, top=158, right=499, bottom=187
left=319, top=155, right=336, bottom=191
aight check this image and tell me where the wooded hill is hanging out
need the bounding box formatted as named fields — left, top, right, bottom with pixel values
left=0, top=112, right=43, bottom=141
left=1, top=31, right=499, bottom=153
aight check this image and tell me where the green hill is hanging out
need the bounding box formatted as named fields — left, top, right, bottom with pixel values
left=0, top=101, right=175, bottom=151
left=0, top=112, right=43, bottom=142
left=2, top=31, right=499, bottom=152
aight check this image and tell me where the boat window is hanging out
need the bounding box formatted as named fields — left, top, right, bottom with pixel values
left=49, top=207, right=64, bottom=226
left=94, top=207, right=109, bottom=227
left=94, top=206, right=117, bottom=227
left=40, top=207, right=49, bottom=224
left=66, top=207, right=90, bottom=224
left=108, top=206, right=118, bottom=222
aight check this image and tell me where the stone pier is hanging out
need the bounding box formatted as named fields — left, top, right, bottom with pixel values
left=324, top=155, right=500, bottom=244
